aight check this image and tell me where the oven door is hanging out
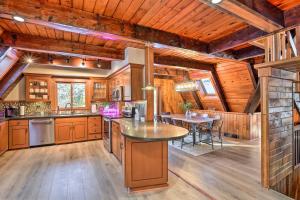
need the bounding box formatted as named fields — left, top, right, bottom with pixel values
left=103, top=117, right=112, bottom=152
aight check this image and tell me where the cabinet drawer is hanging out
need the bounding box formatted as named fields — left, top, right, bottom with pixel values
left=88, top=134, right=101, bottom=140
left=88, top=116, right=101, bottom=123
left=88, top=125, right=101, bottom=134
left=9, top=120, right=28, bottom=127
left=55, top=117, right=87, bottom=124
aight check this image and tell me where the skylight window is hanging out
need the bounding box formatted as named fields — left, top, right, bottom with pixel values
left=201, top=78, right=216, bottom=95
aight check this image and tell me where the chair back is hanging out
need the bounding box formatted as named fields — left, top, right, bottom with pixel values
left=172, top=119, right=183, bottom=127
left=212, top=119, right=223, bottom=133
left=155, top=115, right=163, bottom=123
left=164, top=117, right=173, bottom=124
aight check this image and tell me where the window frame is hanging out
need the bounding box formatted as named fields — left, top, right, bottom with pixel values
left=199, top=78, right=216, bottom=96
left=55, top=78, right=89, bottom=110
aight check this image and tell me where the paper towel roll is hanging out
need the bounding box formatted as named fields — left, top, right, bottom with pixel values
left=19, top=106, right=25, bottom=116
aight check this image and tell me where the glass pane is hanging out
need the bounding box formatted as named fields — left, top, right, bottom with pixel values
left=73, top=83, right=86, bottom=108
left=57, top=83, right=71, bottom=108
left=201, top=78, right=216, bottom=95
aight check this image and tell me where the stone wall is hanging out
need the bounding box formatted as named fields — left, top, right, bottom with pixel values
left=259, top=67, right=296, bottom=188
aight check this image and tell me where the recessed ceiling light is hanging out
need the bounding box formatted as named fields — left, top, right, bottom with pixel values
left=211, top=0, right=222, bottom=4
left=13, top=16, right=25, bottom=22
left=27, top=58, right=33, bottom=63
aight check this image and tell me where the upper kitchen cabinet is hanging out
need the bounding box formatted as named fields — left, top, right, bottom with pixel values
left=109, top=64, right=143, bottom=102
left=90, top=79, right=108, bottom=102
left=25, top=75, right=51, bottom=102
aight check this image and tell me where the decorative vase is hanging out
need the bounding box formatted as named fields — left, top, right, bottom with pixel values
left=185, top=110, right=191, bottom=119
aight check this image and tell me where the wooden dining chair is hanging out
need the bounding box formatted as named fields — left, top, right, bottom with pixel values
left=155, top=115, right=163, bottom=123
left=210, top=119, right=224, bottom=149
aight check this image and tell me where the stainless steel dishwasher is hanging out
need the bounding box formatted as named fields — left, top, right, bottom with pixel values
left=29, top=118, right=55, bottom=147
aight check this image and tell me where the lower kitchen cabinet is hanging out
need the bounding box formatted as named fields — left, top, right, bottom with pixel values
left=0, top=121, right=8, bottom=155
left=112, top=121, right=123, bottom=163
left=55, top=122, right=73, bottom=144
left=55, top=117, right=87, bottom=144
left=87, top=116, right=102, bottom=140
left=9, top=120, right=29, bottom=150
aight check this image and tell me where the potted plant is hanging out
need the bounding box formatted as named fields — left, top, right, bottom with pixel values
left=180, top=102, right=193, bottom=119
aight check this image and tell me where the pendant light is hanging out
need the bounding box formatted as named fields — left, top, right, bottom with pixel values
left=142, top=42, right=155, bottom=91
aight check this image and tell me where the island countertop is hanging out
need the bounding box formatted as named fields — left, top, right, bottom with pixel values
left=112, top=118, right=188, bottom=141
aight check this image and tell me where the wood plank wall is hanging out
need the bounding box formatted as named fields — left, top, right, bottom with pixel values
left=154, top=78, right=184, bottom=114
left=188, top=71, right=224, bottom=111
left=193, top=110, right=261, bottom=140
left=271, top=166, right=300, bottom=199
left=216, top=62, right=255, bottom=112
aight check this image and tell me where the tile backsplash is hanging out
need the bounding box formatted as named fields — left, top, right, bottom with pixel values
left=0, top=101, right=51, bottom=114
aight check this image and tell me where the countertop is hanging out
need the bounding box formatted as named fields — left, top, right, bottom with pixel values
left=0, top=111, right=124, bottom=121
left=112, top=118, right=189, bottom=141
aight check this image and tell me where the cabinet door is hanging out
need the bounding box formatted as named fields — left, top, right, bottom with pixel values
left=9, top=125, right=29, bottom=149
left=73, top=122, right=87, bottom=142
left=0, top=122, right=8, bottom=154
left=55, top=123, right=73, bottom=144
left=112, top=122, right=121, bottom=162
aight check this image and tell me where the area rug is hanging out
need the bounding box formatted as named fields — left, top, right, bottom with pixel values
left=168, top=135, right=237, bottom=156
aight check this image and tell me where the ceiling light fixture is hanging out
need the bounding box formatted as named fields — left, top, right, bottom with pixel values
left=81, top=58, right=86, bottom=67
left=65, top=56, right=71, bottom=64
left=13, top=16, right=25, bottom=22
left=97, top=59, right=101, bottom=68
left=26, top=58, right=33, bottom=64
left=48, top=54, right=53, bottom=64
left=211, top=0, right=222, bottom=4
left=142, top=43, right=155, bottom=91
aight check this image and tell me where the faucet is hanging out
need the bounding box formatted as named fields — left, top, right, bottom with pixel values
left=65, top=103, right=73, bottom=112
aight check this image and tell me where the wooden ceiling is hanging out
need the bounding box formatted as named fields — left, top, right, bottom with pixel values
left=0, top=18, right=144, bottom=51
left=268, top=0, right=300, bottom=10
left=45, top=0, right=248, bottom=42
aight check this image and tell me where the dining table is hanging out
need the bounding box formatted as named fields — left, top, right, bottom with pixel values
left=161, top=114, right=216, bottom=146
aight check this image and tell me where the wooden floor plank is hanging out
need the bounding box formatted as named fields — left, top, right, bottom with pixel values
left=0, top=140, right=291, bottom=200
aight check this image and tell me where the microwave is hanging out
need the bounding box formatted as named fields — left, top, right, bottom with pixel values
left=112, top=86, right=123, bottom=101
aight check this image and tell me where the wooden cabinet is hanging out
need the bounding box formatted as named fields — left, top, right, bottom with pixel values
left=112, top=121, right=122, bottom=163
left=108, top=64, right=143, bottom=101
left=9, top=120, right=29, bottom=150
left=55, top=122, right=73, bottom=144
left=91, top=79, right=107, bottom=101
left=25, top=75, right=51, bottom=102
left=55, top=117, right=87, bottom=144
left=0, top=121, right=8, bottom=155
left=88, top=116, right=102, bottom=140
left=73, top=122, right=87, bottom=142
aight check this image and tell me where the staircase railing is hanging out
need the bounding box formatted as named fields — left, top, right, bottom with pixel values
left=264, top=26, right=299, bottom=63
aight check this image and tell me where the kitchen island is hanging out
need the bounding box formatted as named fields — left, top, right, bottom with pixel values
left=111, top=118, right=188, bottom=191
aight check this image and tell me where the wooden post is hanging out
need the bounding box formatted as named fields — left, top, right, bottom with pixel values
left=145, top=43, right=154, bottom=121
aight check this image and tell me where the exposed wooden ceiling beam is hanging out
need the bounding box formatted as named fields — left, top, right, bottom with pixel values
left=210, top=67, right=229, bottom=112
left=244, top=81, right=260, bottom=113
left=284, top=5, right=300, bottom=27
left=234, top=46, right=265, bottom=60
left=154, top=56, right=213, bottom=71
left=200, top=0, right=283, bottom=32
left=0, top=32, right=123, bottom=60
left=0, top=61, right=28, bottom=100
left=209, top=26, right=267, bottom=53
left=0, top=0, right=208, bottom=54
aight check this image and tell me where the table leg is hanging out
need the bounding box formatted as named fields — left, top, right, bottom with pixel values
left=192, top=124, right=196, bottom=146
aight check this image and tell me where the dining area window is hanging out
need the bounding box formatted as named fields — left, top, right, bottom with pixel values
left=57, top=82, right=86, bottom=109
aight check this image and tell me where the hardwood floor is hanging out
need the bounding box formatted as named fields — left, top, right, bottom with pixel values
left=169, top=139, right=291, bottom=200
left=0, top=140, right=291, bottom=200
left=0, top=141, right=209, bottom=200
